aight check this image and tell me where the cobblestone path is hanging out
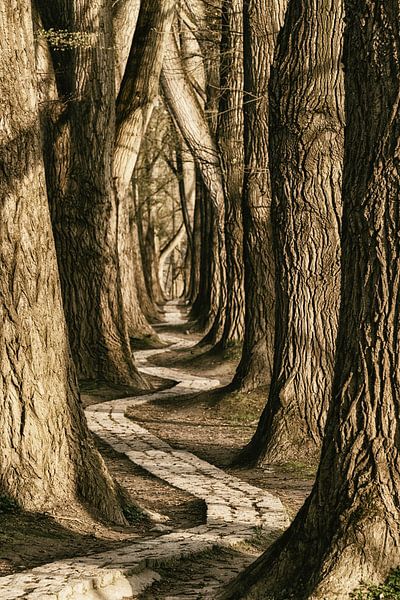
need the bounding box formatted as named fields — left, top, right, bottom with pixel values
left=0, top=304, right=288, bottom=600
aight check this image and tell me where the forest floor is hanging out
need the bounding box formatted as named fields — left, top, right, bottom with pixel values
left=0, top=303, right=316, bottom=599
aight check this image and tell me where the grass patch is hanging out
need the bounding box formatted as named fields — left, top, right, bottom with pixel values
left=352, top=570, right=400, bottom=599
left=214, top=387, right=268, bottom=425
left=277, top=461, right=317, bottom=478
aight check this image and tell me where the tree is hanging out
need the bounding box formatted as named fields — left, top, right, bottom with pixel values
left=37, top=0, right=146, bottom=387
left=0, top=0, right=125, bottom=523
left=229, top=0, right=288, bottom=392
left=220, top=0, right=400, bottom=597
left=214, top=0, right=245, bottom=350
left=239, top=0, right=344, bottom=463
left=113, top=0, right=176, bottom=342
left=161, top=14, right=227, bottom=340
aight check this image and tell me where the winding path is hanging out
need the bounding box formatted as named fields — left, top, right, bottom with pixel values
left=0, top=304, right=288, bottom=600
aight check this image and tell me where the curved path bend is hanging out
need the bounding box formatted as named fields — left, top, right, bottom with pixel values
left=0, top=304, right=288, bottom=600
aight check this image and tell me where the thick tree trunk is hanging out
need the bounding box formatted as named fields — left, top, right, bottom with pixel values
left=241, top=0, right=343, bottom=464
left=118, top=189, right=159, bottom=342
left=37, top=0, right=145, bottom=387
left=0, top=0, right=125, bottom=523
left=188, top=172, right=215, bottom=327
left=230, top=0, right=288, bottom=392
left=214, top=0, right=245, bottom=350
left=220, top=1, right=400, bottom=599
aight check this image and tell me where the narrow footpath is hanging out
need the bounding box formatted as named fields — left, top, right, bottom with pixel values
left=0, top=304, right=288, bottom=600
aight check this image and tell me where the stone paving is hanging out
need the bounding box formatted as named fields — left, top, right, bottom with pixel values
left=0, top=304, right=288, bottom=599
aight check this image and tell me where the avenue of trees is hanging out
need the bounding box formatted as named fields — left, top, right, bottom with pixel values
left=1, top=0, right=399, bottom=598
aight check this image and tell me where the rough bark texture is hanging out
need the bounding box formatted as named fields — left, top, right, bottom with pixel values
left=220, top=1, right=400, bottom=598
left=215, top=0, right=245, bottom=350
left=231, top=0, right=287, bottom=391
left=38, top=0, right=144, bottom=387
left=0, top=0, right=125, bottom=523
left=242, top=0, right=344, bottom=463
left=113, top=0, right=140, bottom=91
left=114, top=0, right=176, bottom=195
left=186, top=173, right=202, bottom=305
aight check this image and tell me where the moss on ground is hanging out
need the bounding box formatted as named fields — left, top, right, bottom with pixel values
left=352, top=570, right=400, bottom=599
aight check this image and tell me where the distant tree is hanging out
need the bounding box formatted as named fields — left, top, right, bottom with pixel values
left=161, top=16, right=227, bottom=338
left=0, top=0, right=125, bottom=523
left=221, top=0, right=400, bottom=597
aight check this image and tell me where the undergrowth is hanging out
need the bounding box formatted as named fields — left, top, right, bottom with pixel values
left=352, top=570, right=400, bottom=599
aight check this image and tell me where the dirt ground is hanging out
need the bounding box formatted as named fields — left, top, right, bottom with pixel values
left=0, top=316, right=315, bottom=586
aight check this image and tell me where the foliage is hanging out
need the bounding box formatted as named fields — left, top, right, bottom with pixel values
left=352, top=570, right=400, bottom=599
left=35, top=28, right=95, bottom=51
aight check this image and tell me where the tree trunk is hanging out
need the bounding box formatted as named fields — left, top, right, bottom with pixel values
left=37, top=0, right=145, bottom=387
left=186, top=174, right=202, bottom=305
left=132, top=183, right=165, bottom=322
left=118, top=188, right=160, bottom=343
left=220, top=1, right=400, bottom=598
left=114, top=0, right=176, bottom=196
left=241, top=0, right=343, bottom=464
left=214, top=0, right=245, bottom=350
left=0, top=0, right=125, bottom=523
left=230, top=0, right=288, bottom=392
left=113, top=0, right=141, bottom=91
left=113, top=0, right=175, bottom=344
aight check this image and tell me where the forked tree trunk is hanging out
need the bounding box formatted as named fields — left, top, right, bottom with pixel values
left=113, top=0, right=176, bottom=343
left=0, top=0, right=125, bottom=523
left=215, top=0, right=245, bottom=350
left=220, top=1, right=400, bottom=598
left=37, top=0, right=145, bottom=387
left=240, top=0, right=343, bottom=463
left=112, top=0, right=140, bottom=91
left=187, top=178, right=202, bottom=305
left=230, top=0, right=288, bottom=392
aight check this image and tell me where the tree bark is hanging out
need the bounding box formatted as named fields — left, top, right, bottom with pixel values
left=37, top=0, right=145, bottom=387
left=113, top=0, right=175, bottom=342
left=112, top=0, right=141, bottom=91
left=0, top=0, right=125, bottom=523
left=220, top=1, right=400, bottom=598
left=214, top=0, right=245, bottom=350
left=230, top=0, right=288, bottom=392
left=114, top=0, right=176, bottom=196
left=241, top=0, right=343, bottom=464
left=131, top=182, right=165, bottom=323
